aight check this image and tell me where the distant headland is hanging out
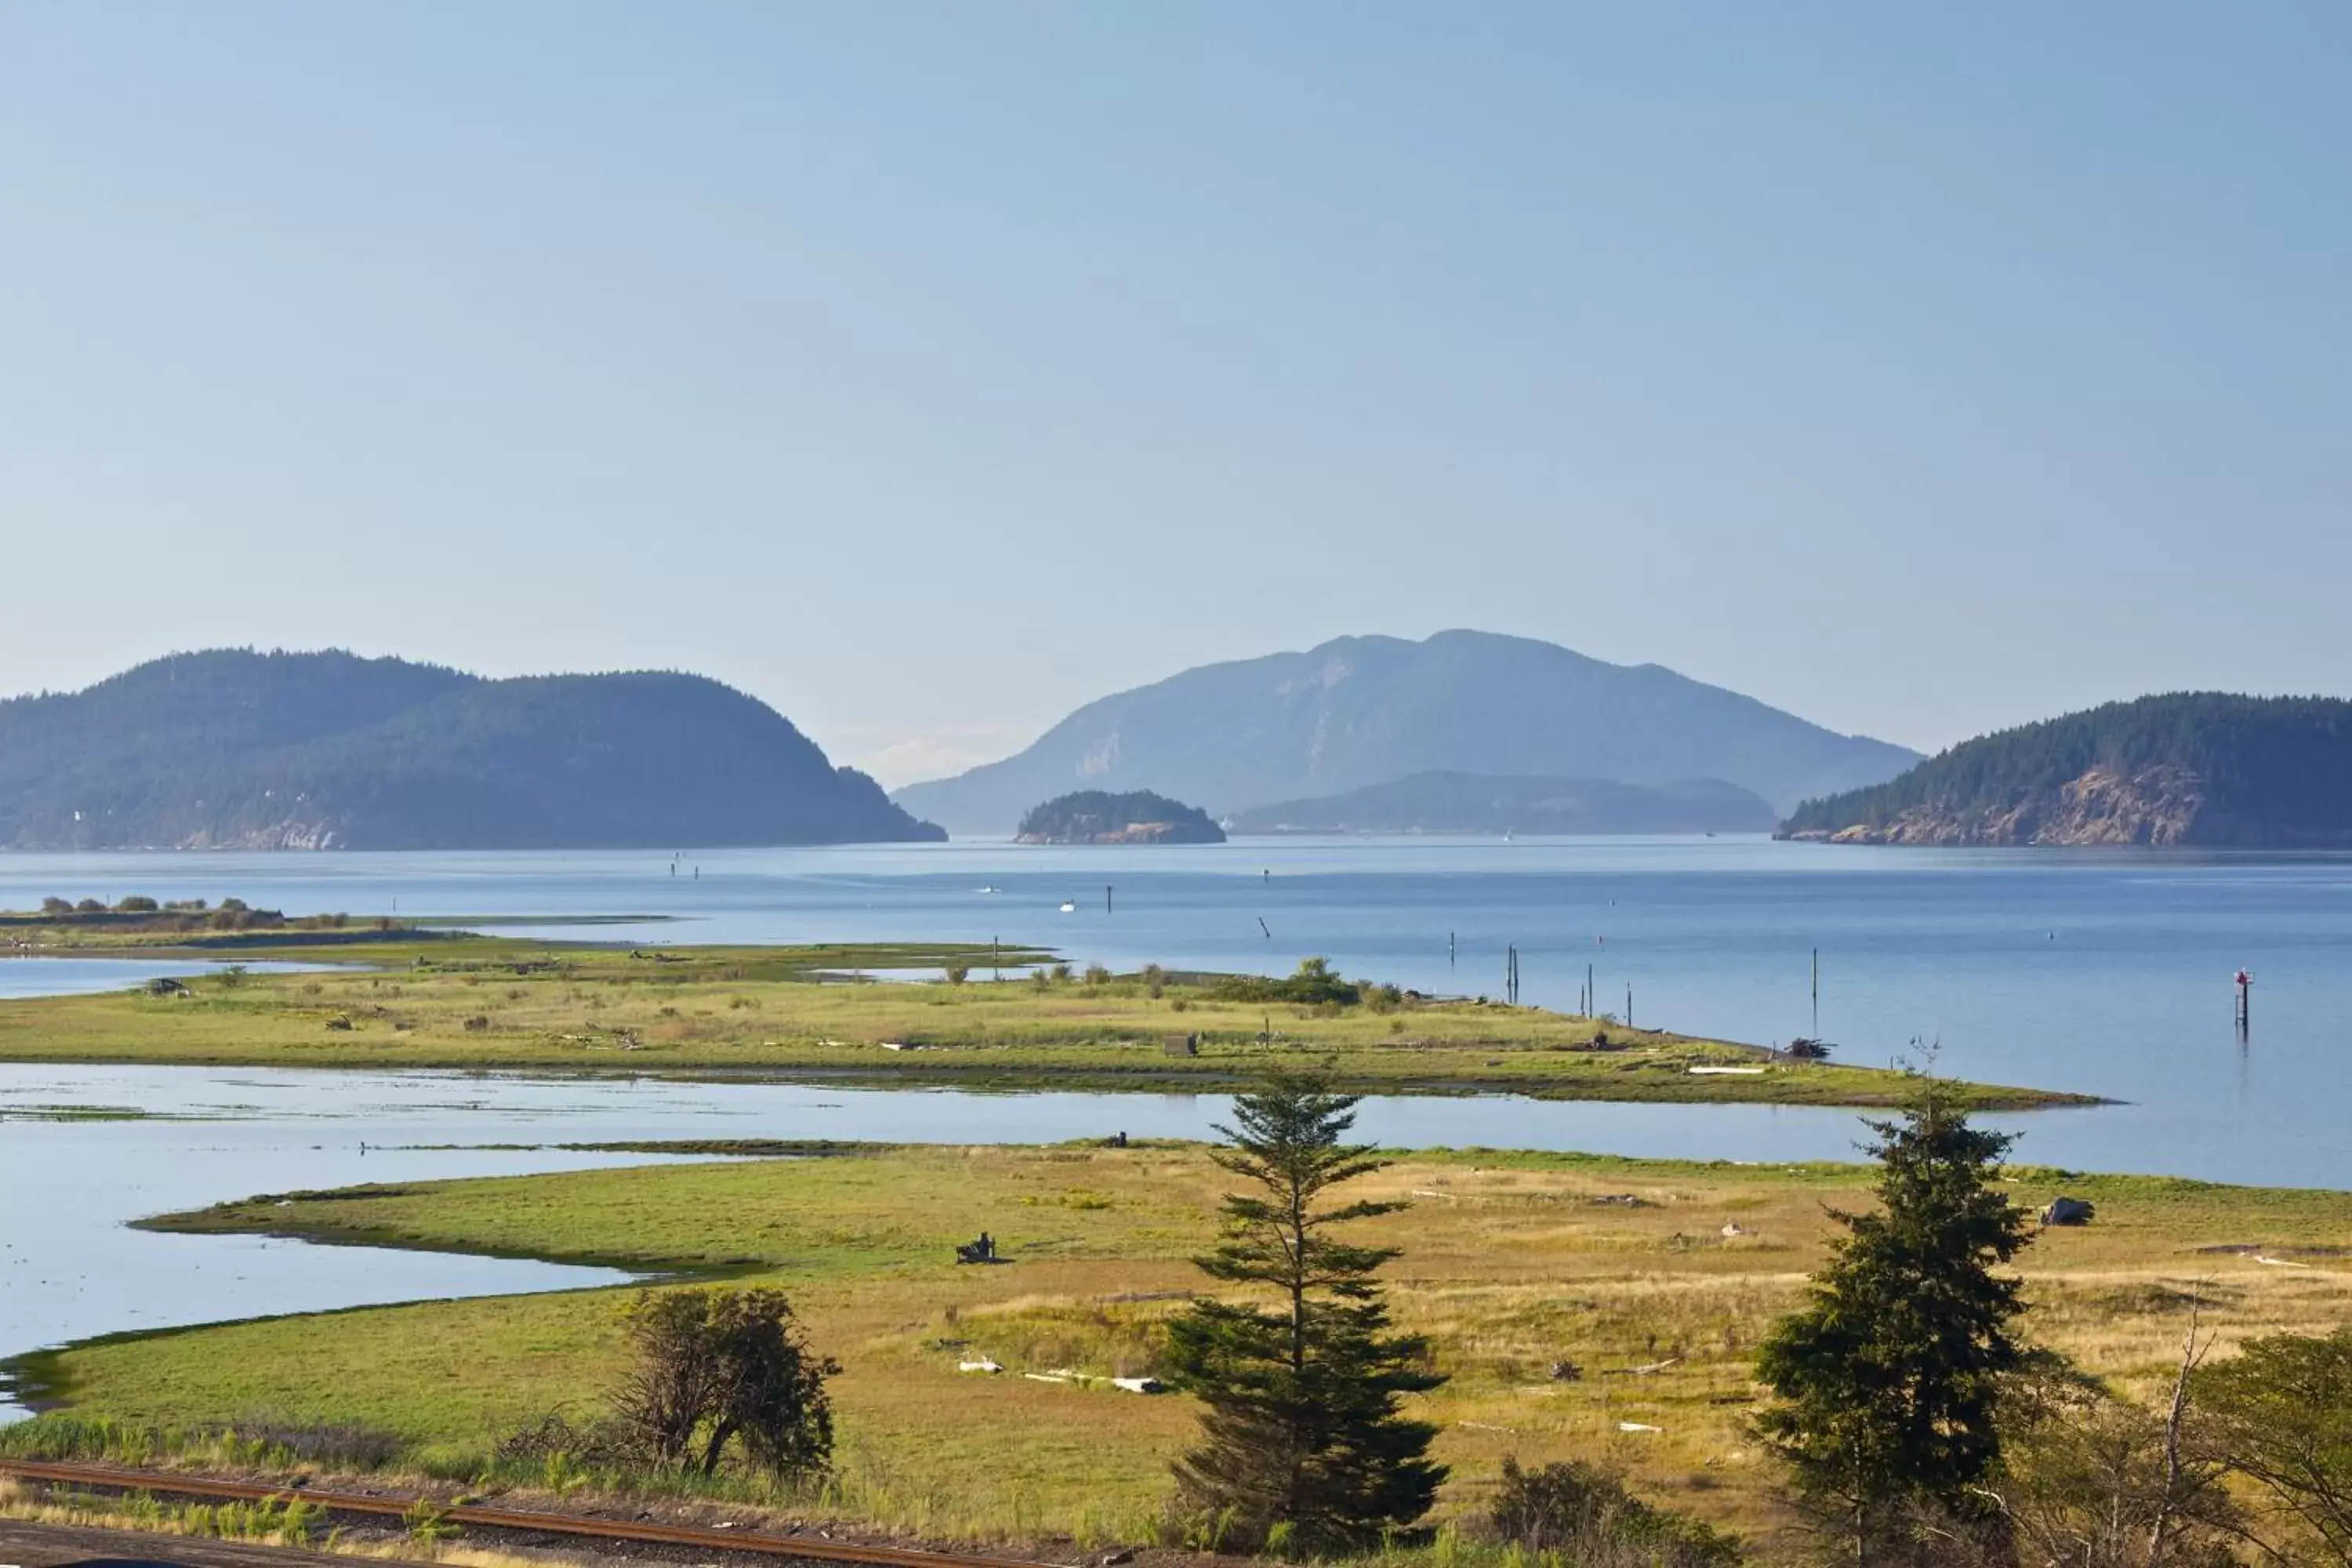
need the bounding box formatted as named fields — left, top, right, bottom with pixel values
left=0, top=648, right=943, bottom=851
left=1780, top=693, right=2352, bottom=847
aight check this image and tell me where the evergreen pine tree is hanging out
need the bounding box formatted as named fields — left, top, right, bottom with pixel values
left=1754, top=1081, right=2034, bottom=1557
left=1166, top=1068, right=1446, bottom=1552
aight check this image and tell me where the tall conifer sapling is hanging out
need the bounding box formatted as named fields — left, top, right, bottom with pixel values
left=1166, top=1068, right=1446, bottom=1552
left=1753, top=1080, right=2034, bottom=1559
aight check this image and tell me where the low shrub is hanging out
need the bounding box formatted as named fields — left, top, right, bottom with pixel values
left=1210, top=956, right=1363, bottom=1007
left=1486, top=1457, right=1742, bottom=1567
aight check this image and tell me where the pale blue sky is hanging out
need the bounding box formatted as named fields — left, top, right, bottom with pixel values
left=4, top=3, right=2347, bottom=784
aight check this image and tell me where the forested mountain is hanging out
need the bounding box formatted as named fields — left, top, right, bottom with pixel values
left=1780, top=693, right=2352, bottom=847
left=1229, top=771, right=1776, bottom=836
left=893, top=630, right=1915, bottom=833
left=1015, top=789, right=1225, bottom=844
left=0, top=649, right=943, bottom=850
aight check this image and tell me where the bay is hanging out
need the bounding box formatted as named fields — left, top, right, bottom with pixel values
left=2, top=837, right=2347, bottom=1186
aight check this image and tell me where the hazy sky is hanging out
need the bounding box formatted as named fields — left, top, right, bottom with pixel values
left=5, top=4, right=2347, bottom=786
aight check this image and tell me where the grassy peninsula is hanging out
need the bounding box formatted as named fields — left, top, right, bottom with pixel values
left=16, top=1143, right=2351, bottom=1553
left=0, top=913, right=2078, bottom=1109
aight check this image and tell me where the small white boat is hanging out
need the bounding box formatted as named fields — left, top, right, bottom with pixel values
left=1058, top=901, right=1076, bottom=913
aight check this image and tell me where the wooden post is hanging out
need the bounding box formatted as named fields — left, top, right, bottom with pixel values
left=1105, top=884, right=1113, bottom=914
left=1812, top=949, right=1820, bottom=1038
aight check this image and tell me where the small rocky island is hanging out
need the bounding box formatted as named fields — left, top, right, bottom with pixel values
left=1015, top=789, right=1226, bottom=845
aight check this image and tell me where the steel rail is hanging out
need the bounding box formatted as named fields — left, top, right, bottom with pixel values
left=0, top=1458, right=1061, bottom=1568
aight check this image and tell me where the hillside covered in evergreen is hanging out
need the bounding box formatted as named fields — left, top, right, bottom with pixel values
left=0, top=650, right=943, bottom=850
left=1015, top=789, right=1225, bottom=844
left=1780, top=693, right=2352, bottom=847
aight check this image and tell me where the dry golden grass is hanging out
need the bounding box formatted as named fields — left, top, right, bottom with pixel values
left=36, top=1144, right=2352, bottom=1555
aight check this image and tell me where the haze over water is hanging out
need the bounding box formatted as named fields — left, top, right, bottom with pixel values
left=5, top=838, right=2346, bottom=1186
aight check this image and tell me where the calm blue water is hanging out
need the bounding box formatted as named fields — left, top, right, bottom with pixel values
left=0, top=957, right=323, bottom=999
left=3, top=839, right=2350, bottom=1185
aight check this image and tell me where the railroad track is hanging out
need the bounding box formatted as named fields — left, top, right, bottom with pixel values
left=0, top=1458, right=1059, bottom=1568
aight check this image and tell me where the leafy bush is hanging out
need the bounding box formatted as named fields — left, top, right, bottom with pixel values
left=1486, top=1457, right=1741, bottom=1566
left=2198, top=1326, right=2352, bottom=1564
left=615, top=1287, right=840, bottom=1479
left=1210, top=956, right=1363, bottom=1007
left=114, top=895, right=159, bottom=913
left=942, top=963, right=970, bottom=985
left=1986, top=1356, right=2240, bottom=1568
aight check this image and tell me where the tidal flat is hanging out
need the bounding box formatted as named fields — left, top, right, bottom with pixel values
left=0, top=921, right=2079, bottom=1109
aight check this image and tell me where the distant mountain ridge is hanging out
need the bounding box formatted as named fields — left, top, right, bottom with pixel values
left=1780, top=693, right=2352, bottom=847
left=1229, top=771, right=1777, bottom=836
left=0, top=649, right=942, bottom=850
left=893, top=630, right=1916, bottom=833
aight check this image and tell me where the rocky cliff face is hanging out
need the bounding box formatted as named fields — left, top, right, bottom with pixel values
left=1787, top=764, right=2213, bottom=846
left=180, top=818, right=348, bottom=851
